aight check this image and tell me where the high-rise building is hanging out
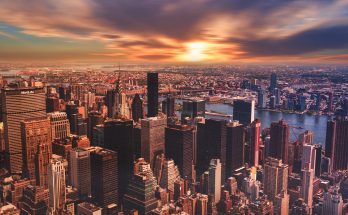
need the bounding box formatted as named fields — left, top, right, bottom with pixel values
left=269, top=120, right=289, bottom=164
left=21, top=185, right=49, bottom=215
left=69, top=148, right=91, bottom=200
left=314, top=144, right=322, bottom=177
left=147, top=73, right=158, bottom=117
left=226, top=121, right=245, bottom=177
left=90, top=147, right=118, bottom=208
left=257, top=90, right=267, bottom=109
left=46, top=97, right=60, bottom=113
left=141, top=115, right=166, bottom=167
left=181, top=99, right=205, bottom=121
left=104, top=119, right=134, bottom=202
left=2, top=87, right=46, bottom=173
left=159, top=159, right=180, bottom=192
left=131, top=94, right=143, bottom=122
left=247, top=119, right=261, bottom=167
left=301, top=163, right=314, bottom=212
left=165, top=124, right=196, bottom=178
left=48, top=112, right=71, bottom=140
left=325, top=118, right=348, bottom=170
left=48, top=155, right=66, bottom=214
left=233, top=100, right=255, bottom=126
left=299, top=130, right=313, bottom=145
left=77, top=202, right=102, bottom=215
left=270, top=73, right=277, bottom=91
left=323, top=187, right=343, bottom=215
left=208, top=159, right=221, bottom=203
left=87, top=111, right=104, bottom=140
left=162, top=95, right=175, bottom=117
left=274, top=190, right=289, bottom=215
left=197, top=119, right=226, bottom=182
left=302, top=144, right=316, bottom=171
left=21, top=117, right=51, bottom=181
left=35, top=143, right=51, bottom=188
left=263, top=157, right=288, bottom=201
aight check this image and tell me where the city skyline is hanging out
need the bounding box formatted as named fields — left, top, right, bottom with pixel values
left=0, top=1, right=348, bottom=63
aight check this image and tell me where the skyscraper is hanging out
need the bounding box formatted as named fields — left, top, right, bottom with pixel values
left=165, top=124, right=196, bottom=178
left=21, top=117, right=52, bottom=181
left=233, top=100, right=255, bottom=126
left=69, top=148, right=91, bottom=200
left=48, top=112, right=71, bottom=140
left=147, top=72, right=158, bottom=117
left=181, top=99, right=205, bottom=121
left=247, top=119, right=261, bottom=167
left=208, top=159, right=222, bottom=203
left=325, top=118, right=348, bottom=170
left=226, top=121, right=245, bottom=177
left=21, top=185, right=49, bottom=215
left=323, top=187, right=343, bottom=215
left=197, top=118, right=226, bottom=182
left=35, top=143, right=51, bottom=188
left=257, top=90, right=267, bottom=109
left=162, top=95, right=175, bottom=117
left=270, top=73, right=277, bottom=91
left=46, top=97, right=60, bottom=113
left=48, top=155, right=66, bottom=214
left=2, top=87, right=46, bottom=173
left=141, top=115, right=166, bottom=167
left=87, top=111, right=104, bottom=140
left=263, top=157, right=288, bottom=201
left=301, top=163, right=314, bottom=212
left=104, top=119, right=134, bottom=202
left=131, top=94, right=143, bottom=122
left=159, top=159, right=180, bottom=192
left=269, top=119, right=289, bottom=164
left=90, top=147, right=118, bottom=208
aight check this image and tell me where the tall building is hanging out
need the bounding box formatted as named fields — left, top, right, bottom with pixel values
left=247, top=119, right=261, bottom=167
left=325, top=118, right=348, bottom=170
left=314, top=144, right=322, bottom=177
left=159, top=159, right=180, bottom=192
left=2, top=87, right=46, bottom=173
left=257, top=90, right=267, bottom=109
left=77, top=202, right=102, bottom=215
left=270, top=73, right=277, bottom=91
left=302, top=144, right=316, bottom=171
left=48, top=112, right=71, bottom=140
left=197, top=119, right=227, bottom=182
left=48, top=155, right=66, bottom=214
left=87, top=111, right=104, bottom=140
left=162, top=95, right=175, bottom=117
left=208, top=159, right=221, bottom=203
left=165, top=124, right=196, bottom=178
left=263, top=157, right=288, bottom=201
left=233, top=100, right=255, bottom=126
left=181, top=99, right=205, bottom=121
left=269, top=120, right=289, bottom=164
left=226, top=121, right=245, bottom=177
left=131, top=94, right=143, bottom=122
left=141, top=116, right=166, bottom=167
left=274, top=190, right=289, bottom=215
left=69, top=148, right=91, bottom=200
left=46, top=97, right=60, bottom=113
left=21, top=117, right=51, bottom=181
left=35, top=143, right=51, bottom=188
left=90, top=147, right=118, bottom=208
left=323, top=187, right=343, bottom=215
left=104, top=119, right=134, bottom=202
left=299, top=130, right=313, bottom=145
left=21, top=185, right=49, bottom=215
left=301, top=163, right=314, bottom=212
left=147, top=73, right=158, bottom=117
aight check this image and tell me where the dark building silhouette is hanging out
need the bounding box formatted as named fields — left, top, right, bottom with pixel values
left=46, top=97, right=59, bottom=113
left=165, top=124, right=196, bottom=179
left=325, top=118, right=348, bottom=170
left=87, top=111, right=104, bottom=140
left=147, top=73, right=158, bottom=117
left=90, top=147, right=118, bottom=208
left=233, top=100, right=255, bottom=126
left=197, top=119, right=227, bottom=182
left=181, top=99, right=205, bottom=121
left=105, top=89, right=115, bottom=118
left=104, top=119, right=134, bottom=202
left=270, top=73, right=277, bottom=91
left=226, top=121, right=245, bottom=178
left=131, top=94, right=143, bottom=122
left=314, top=144, right=322, bottom=177
left=162, top=95, right=175, bottom=117
left=269, top=120, right=289, bottom=164
left=65, top=103, right=78, bottom=133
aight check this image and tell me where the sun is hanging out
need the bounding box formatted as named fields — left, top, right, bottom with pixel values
left=184, top=42, right=208, bottom=62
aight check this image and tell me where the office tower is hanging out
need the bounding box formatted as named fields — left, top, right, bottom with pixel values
left=90, top=147, right=118, bottom=208
left=48, top=155, right=66, bottom=214
left=323, top=187, right=343, bottom=215
left=257, top=90, right=267, bottom=108
left=325, top=118, right=348, bottom=170
left=269, top=119, right=289, bottom=164
left=123, top=173, right=158, bottom=215
left=84, top=92, right=96, bottom=110
left=133, top=125, right=141, bottom=158
left=133, top=158, right=157, bottom=188
left=87, top=111, right=103, bottom=140
left=197, top=119, right=226, bottom=182
left=104, top=119, right=134, bottom=201
left=274, top=190, right=289, bottom=215
left=226, top=121, right=245, bottom=177
left=21, top=185, right=49, bottom=215
left=159, top=159, right=180, bottom=192
left=263, top=157, right=288, bottom=201
left=141, top=115, right=166, bottom=167
left=173, top=178, right=185, bottom=201
left=21, top=117, right=52, bottom=181
left=132, top=94, right=143, bottom=122
left=314, top=145, right=322, bottom=177
left=46, top=97, right=60, bottom=113
left=162, top=95, right=175, bottom=117
left=298, top=95, right=307, bottom=112
left=181, top=99, right=205, bottom=121
left=302, top=144, right=316, bottom=171
left=165, top=124, right=196, bottom=178
left=147, top=72, right=159, bottom=117
left=269, top=95, right=276, bottom=109
left=233, top=100, right=255, bottom=126
left=66, top=103, right=78, bottom=132
left=48, top=112, right=71, bottom=140
left=58, top=86, right=68, bottom=101
left=69, top=148, right=91, bottom=200
left=270, top=73, right=277, bottom=91
left=208, top=159, right=221, bottom=203
left=299, top=130, right=313, bottom=145
left=105, top=89, right=115, bottom=118
left=273, top=88, right=280, bottom=105
left=77, top=202, right=102, bottom=215
left=76, top=114, right=87, bottom=136
left=2, top=87, right=46, bottom=173
left=247, top=119, right=261, bottom=167
left=92, top=124, right=104, bottom=147
left=35, top=143, right=51, bottom=188
left=242, top=174, right=261, bottom=202
left=301, top=163, right=314, bottom=211
left=196, top=194, right=208, bottom=215
left=52, top=138, right=72, bottom=159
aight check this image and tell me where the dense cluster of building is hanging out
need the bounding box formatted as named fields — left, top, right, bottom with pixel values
left=0, top=70, right=348, bottom=215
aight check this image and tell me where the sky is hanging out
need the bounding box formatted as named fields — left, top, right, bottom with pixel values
left=1, top=0, right=348, bottom=63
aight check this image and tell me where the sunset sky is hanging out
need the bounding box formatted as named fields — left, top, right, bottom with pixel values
left=1, top=0, right=348, bottom=63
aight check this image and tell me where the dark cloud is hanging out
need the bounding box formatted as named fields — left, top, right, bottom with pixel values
left=136, top=54, right=174, bottom=60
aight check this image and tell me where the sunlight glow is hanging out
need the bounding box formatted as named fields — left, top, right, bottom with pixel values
left=184, top=42, right=208, bottom=61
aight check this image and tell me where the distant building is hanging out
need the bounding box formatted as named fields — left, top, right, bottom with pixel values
left=147, top=73, right=159, bottom=117
left=162, top=95, right=175, bottom=117
left=131, top=94, right=143, bottom=122
left=87, top=111, right=103, bottom=140
left=181, top=99, right=205, bottom=121
left=270, top=73, right=277, bottom=91
left=233, top=100, right=255, bottom=126
left=257, top=90, right=267, bottom=109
